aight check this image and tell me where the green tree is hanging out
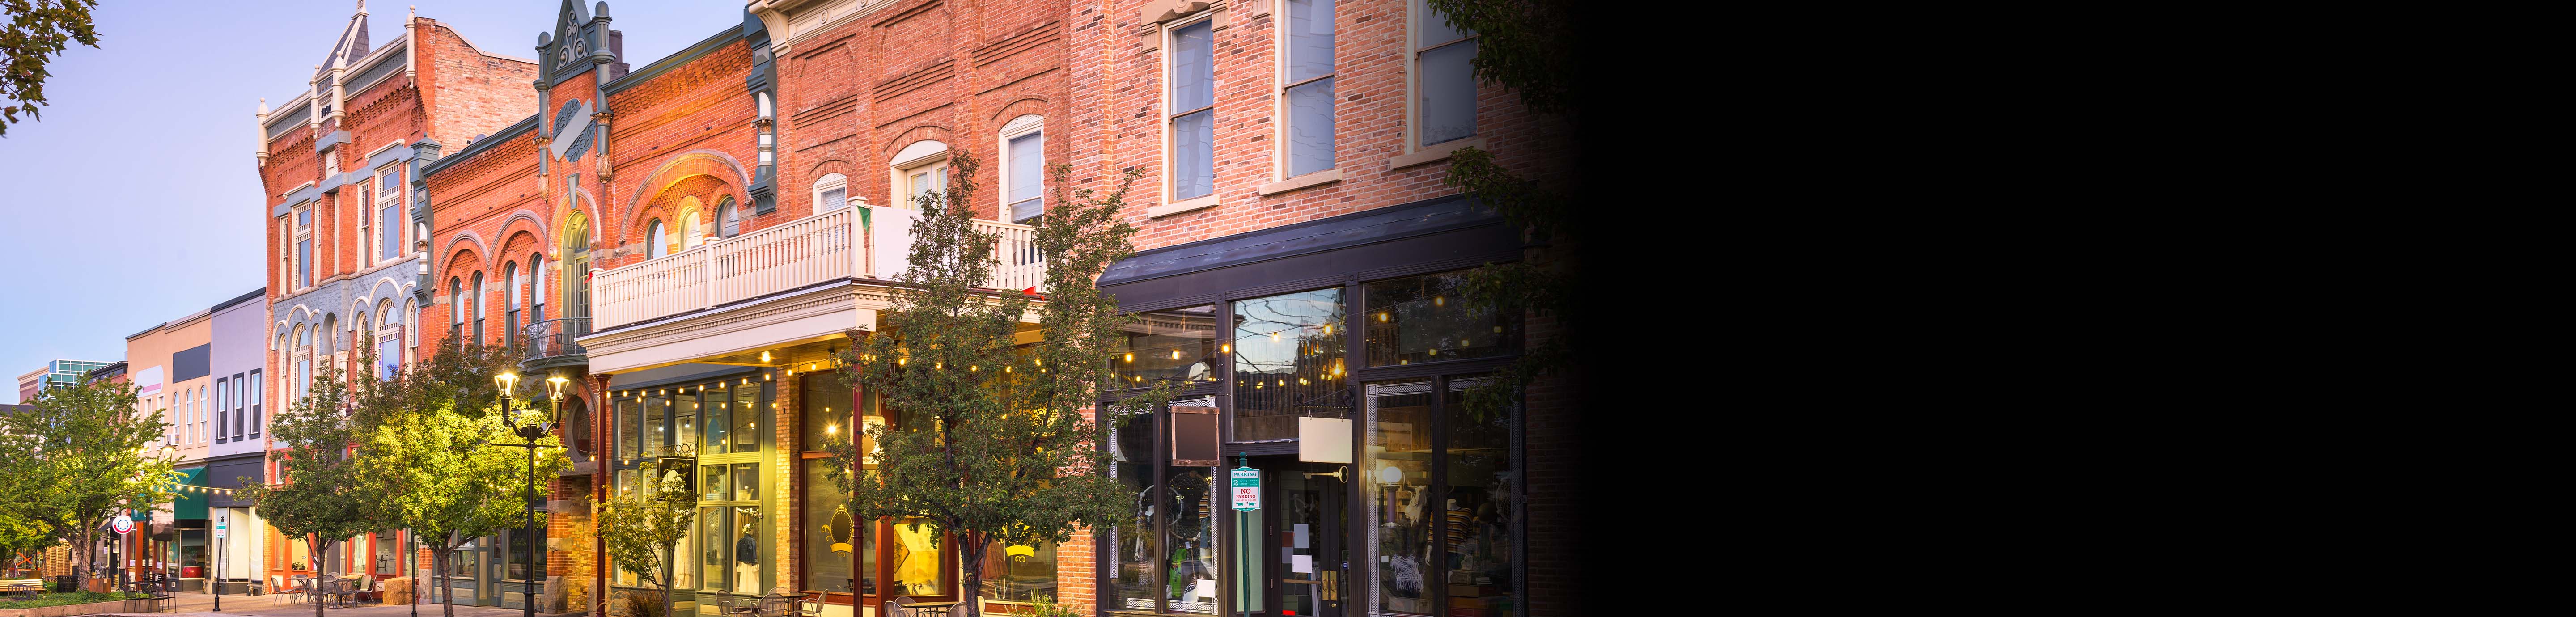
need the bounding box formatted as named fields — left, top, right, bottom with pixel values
left=352, top=338, right=562, bottom=617
left=0, top=378, right=178, bottom=590
left=1421, top=0, right=1576, bottom=115
left=1421, top=0, right=1582, bottom=421
left=0, top=415, right=62, bottom=578
left=236, top=363, right=392, bottom=617
left=590, top=474, right=691, bottom=617
left=0, top=0, right=100, bottom=137
left=823, top=153, right=1165, bottom=617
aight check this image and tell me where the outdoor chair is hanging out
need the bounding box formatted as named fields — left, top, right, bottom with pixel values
left=270, top=575, right=308, bottom=605
left=754, top=587, right=794, bottom=617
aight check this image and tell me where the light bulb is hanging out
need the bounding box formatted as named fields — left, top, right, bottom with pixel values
left=1171, top=350, right=1182, bottom=360
left=1377, top=312, right=1389, bottom=322
left=1123, top=353, right=1134, bottom=363
left=1433, top=296, right=1445, bottom=307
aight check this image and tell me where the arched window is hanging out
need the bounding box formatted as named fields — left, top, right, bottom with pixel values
left=506, top=262, right=522, bottom=347
left=680, top=198, right=705, bottom=249
left=648, top=220, right=668, bottom=258
left=718, top=196, right=741, bottom=237
left=450, top=277, right=464, bottom=338
left=403, top=299, right=419, bottom=366
left=321, top=314, right=337, bottom=356
left=814, top=173, right=850, bottom=212
left=530, top=253, right=548, bottom=324
left=892, top=140, right=952, bottom=210
left=565, top=213, right=593, bottom=321
left=471, top=272, right=486, bottom=344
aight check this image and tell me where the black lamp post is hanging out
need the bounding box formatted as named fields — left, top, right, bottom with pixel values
left=490, top=372, right=566, bottom=617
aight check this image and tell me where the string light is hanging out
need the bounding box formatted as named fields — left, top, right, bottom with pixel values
left=1123, top=353, right=1134, bottom=363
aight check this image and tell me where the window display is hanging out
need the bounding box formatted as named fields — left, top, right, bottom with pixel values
left=1115, top=305, right=1220, bottom=385
left=1364, top=270, right=1519, bottom=366
left=1442, top=378, right=1514, bottom=617
left=890, top=517, right=943, bottom=596
left=1111, top=409, right=1158, bottom=610
left=1232, top=288, right=1350, bottom=441
left=1366, top=380, right=1435, bottom=615
left=977, top=540, right=1057, bottom=602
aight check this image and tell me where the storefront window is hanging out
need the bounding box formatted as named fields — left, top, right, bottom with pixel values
left=1232, top=289, right=1350, bottom=441
left=703, top=384, right=733, bottom=454
left=1364, top=271, right=1520, bottom=366
left=733, top=463, right=758, bottom=502
left=1110, top=410, right=1158, bottom=611
left=731, top=386, right=758, bottom=453
left=1364, top=380, right=1435, bottom=616
left=730, top=507, right=763, bottom=595
left=619, top=398, right=643, bottom=459
left=799, top=378, right=851, bottom=451
left=1116, top=305, right=1220, bottom=385
left=645, top=397, right=668, bottom=456
left=700, top=508, right=726, bottom=592
left=889, top=517, right=944, bottom=596
left=801, top=463, right=856, bottom=594
left=1164, top=468, right=1219, bottom=614
left=978, top=540, right=1057, bottom=602
left=674, top=389, right=699, bottom=453
left=508, top=514, right=547, bottom=581
left=376, top=531, right=397, bottom=574
left=701, top=462, right=731, bottom=502
left=1442, top=378, right=1514, bottom=617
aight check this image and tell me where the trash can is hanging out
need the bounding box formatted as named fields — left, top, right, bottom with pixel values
left=54, top=575, right=74, bottom=592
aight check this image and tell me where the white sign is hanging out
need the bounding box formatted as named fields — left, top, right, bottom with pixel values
left=1230, top=466, right=1260, bottom=511
left=110, top=515, right=134, bottom=535
left=134, top=366, right=165, bottom=397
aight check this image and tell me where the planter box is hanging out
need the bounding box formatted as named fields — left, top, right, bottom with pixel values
left=0, top=596, right=154, bottom=617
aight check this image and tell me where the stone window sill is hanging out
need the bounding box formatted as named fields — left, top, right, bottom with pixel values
left=1147, top=194, right=1221, bottom=218
left=1386, top=137, right=1487, bottom=170
left=1256, top=169, right=1343, bottom=196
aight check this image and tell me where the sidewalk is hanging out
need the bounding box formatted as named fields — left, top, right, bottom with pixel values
left=87, top=592, right=529, bottom=617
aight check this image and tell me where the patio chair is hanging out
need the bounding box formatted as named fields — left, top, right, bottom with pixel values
left=271, top=575, right=308, bottom=605
left=754, top=587, right=794, bottom=617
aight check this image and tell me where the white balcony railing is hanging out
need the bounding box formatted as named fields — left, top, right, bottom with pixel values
left=593, top=206, right=1046, bottom=329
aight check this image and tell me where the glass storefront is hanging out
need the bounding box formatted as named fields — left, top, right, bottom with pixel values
left=1102, top=262, right=1526, bottom=617
left=1117, top=305, right=1221, bottom=385
left=605, top=372, right=773, bottom=611
left=1231, top=289, right=1351, bottom=441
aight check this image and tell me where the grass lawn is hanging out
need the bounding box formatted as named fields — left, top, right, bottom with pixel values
left=0, top=590, right=147, bottom=609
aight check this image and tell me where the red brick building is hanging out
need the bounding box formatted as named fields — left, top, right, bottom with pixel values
left=253, top=0, right=540, bottom=601
left=407, top=0, right=1574, bottom=615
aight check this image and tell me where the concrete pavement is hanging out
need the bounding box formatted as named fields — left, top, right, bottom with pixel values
left=86, top=592, right=528, bottom=617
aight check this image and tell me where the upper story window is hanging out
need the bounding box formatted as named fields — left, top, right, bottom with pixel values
left=718, top=197, right=742, bottom=238
left=1413, top=0, right=1480, bottom=147
left=294, top=206, right=314, bottom=289
left=813, top=173, right=850, bottom=212
left=900, top=156, right=950, bottom=209
left=1000, top=115, right=1045, bottom=223
left=1167, top=18, right=1216, bottom=201
left=1283, top=0, right=1338, bottom=177
left=376, top=167, right=402, bottom=262
left=680, top=198, right=707, bottom=249
left=647, top=220, right=669, bottom=259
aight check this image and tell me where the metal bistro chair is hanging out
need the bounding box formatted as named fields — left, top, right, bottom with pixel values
left=754, top=587, right=796, bottom=617
left=882, top=596, right=958, bottom=617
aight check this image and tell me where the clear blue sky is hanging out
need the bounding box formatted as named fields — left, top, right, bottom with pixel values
left=0, top=0, right=745, bottom=403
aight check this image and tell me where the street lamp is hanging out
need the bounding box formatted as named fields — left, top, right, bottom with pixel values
left=488, top=372, right=560, bottom=617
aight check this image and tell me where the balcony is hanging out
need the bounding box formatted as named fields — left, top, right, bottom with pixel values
left=517, top=317, right=590, bottom=372
left=592, top=205, right=1044, bottom=331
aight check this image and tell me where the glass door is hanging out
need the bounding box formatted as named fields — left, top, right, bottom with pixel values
left=1267, top=462, right=1348, bottom=617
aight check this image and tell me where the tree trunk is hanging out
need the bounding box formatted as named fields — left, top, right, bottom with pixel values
left=957, top=531, right=985, bottom=617
left=438, top=546, right=458, bottom=617
left=314, top=539, right=334, bottom=617
left=68, top=528, right=90, bottom=591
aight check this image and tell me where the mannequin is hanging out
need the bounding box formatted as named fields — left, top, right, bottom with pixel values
left=733, top=523, right=758, bottom=594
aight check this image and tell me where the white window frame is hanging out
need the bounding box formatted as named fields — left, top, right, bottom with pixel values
left=893, top=146, right=952, bottom=211
left=1407, top=0, right=1480, bottom=153
left=997, top=115, right=1045, bottom=223
left=1275, top=0, right=1338, bottom=181
left=373, top=165, right=404, bottom=265
left=293, top=205, right=315, bottom=290
left=1160, top=13, right=1219, bottom=211
left=813, top=173, right=852, bottom=213
left=648, top=220, right=669, bottom=259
